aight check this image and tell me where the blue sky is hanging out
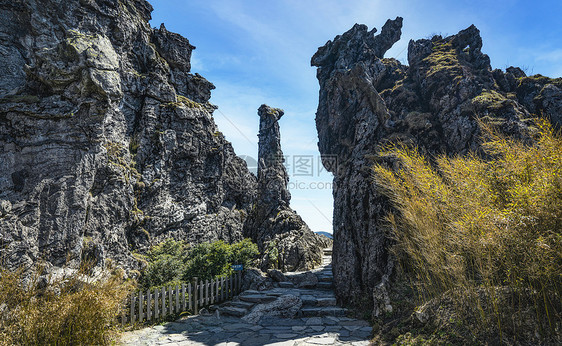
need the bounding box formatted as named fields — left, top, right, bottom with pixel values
left=149, top=0, right=562, bottom=234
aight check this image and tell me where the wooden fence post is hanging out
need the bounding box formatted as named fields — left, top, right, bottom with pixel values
left=181, top=283, right=186, bottom=311
left=199, top=279, right=204, bottom=308
left=147, top=290, right=152, bottom=321
left=204, top=279, right=209, bottom=306
left=168, top=285, right=173, bottom=315
left=130, top=294, right=136, bottom=324
left=188, top=281, right=192, bottom=310
left=138, top=290, right=144, bottom=322
left=154, top=288, right=159, bottom=320
left=161, top=286, right=166, bottom=318
left=192, top=277, right=198, bottom=315
left=175, top=284, right=180, bottom=314
left=215, top=278, right=219, bottom=303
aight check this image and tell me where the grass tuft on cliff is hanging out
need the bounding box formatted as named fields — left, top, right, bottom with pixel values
left=373, top=118, right=561, bottom=340
left=0, top=263, right=133, bottom=346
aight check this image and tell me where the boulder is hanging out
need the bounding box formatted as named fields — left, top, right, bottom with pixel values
left=242, top=295, right=303, bottom=324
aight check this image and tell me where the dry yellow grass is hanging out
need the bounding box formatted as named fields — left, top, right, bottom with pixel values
left=0, top=263, right=134, bottom=345
left=373, top=119, right=561, bottom=337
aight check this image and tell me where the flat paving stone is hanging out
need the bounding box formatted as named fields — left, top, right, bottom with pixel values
left=268, top=341, right=296, bottom=346
left=305, top=317, right=323, bottom=325
left=306, top=336, right=337, bottom=344
left=222, top=323, right=253, bottom=331
left=309, top=325, right=325, bottom=332
left=277, top=333, right=299, bottom=339
left=242, top=334, right=274, bottom=346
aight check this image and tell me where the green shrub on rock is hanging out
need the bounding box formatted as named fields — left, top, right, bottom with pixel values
left=139, top=238, right=259, bottom=289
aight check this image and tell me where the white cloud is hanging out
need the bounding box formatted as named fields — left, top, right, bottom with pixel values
left=536, top=49, right=562, bottom=63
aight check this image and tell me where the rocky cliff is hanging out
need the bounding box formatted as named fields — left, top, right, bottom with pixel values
left=0, top=0, right=256, bottom=274
left=0, top=0, right=325, bottom=276
left=245, top=105, right=328, bottom=272
left=312, top=18, right=562, bottom=313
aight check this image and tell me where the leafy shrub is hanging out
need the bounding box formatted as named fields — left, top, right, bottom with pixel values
left=230, top=238, right=261, bottom=268
left=372, top=119, right=561, bottom=336
left=0, top=264, right=133, bottom=345
left=139, top=238, right=259, bottom=289
left=140, top=254, right=184, bottom=289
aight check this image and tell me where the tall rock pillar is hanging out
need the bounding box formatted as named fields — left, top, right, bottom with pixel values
left=244, top=105, right=329, bottom=271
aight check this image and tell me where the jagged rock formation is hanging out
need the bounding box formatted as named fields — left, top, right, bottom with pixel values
left=0, top=0, right=258, bottom=273
left=244, top=105, right=329, bottom=272
left=312, top=18, right=562, bottom=313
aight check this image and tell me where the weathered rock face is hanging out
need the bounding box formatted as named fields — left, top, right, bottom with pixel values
left=244, top=105, right=327, bottom=272
left=312, top=19, right=562, bottom=313
left=0, top=0, right=256, bottom=273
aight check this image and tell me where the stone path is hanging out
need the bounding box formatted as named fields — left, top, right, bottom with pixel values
left=121, top=248, right=372, bottom=345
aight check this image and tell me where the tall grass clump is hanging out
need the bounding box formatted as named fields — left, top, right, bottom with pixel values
left=0, top=263, right=133, bottom=345
left=373, top=119, right=561, bottom=337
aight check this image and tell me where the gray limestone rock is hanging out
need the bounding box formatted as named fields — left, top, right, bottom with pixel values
left=244, top=105, right=326, bottom=272
left=312, top=18, right=557, bottom=316
left=241, top=269, right=274, bottom=291
left=242, top=294, right=302, bottom=324
left=0, top=0, right=256, bottom=273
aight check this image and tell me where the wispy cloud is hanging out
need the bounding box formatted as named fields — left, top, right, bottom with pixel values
left=536, top=49, right=562, bottom=63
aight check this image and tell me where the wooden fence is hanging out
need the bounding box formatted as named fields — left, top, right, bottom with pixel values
left=122, top=272, right=242, bottom=324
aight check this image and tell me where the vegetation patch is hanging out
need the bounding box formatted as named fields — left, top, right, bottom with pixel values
left=0, top=264, right=133, bottom=345
left=422, top=41, right=463, bottom=79
left=104, top=141, right=141, bottom=184
left=472, top=89, right=509, bottom=111
left=139, top=238, right=259, bottom=289
left=517, top=74, right=562, bottom=88
left=161, top=95, right=203, bottom=109
left=372, top=119, right=561, bottom=342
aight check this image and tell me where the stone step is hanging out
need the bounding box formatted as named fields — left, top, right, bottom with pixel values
left=302, top=297, right=337, bottom=307
left=316, top=282, right=334, bottom=289
left=316, top=275, right=333, bottom=282
left=219, top=306, right=248, bottom=317
left=278, top=281, right=294, bottom=288
left=300, top=307, right=347, bottom=317
left=316, top=297, right=337, bottom=306
left=239, top=294, right=277, bottom=304
left=229, top=300, right=255, bottom=309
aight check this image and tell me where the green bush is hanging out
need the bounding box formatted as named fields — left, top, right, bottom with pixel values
left=139, top=238, right=259, bottom=289
left=372, top=119, right=561, bottom=336
left=140, top=254, right=184, bottom=289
